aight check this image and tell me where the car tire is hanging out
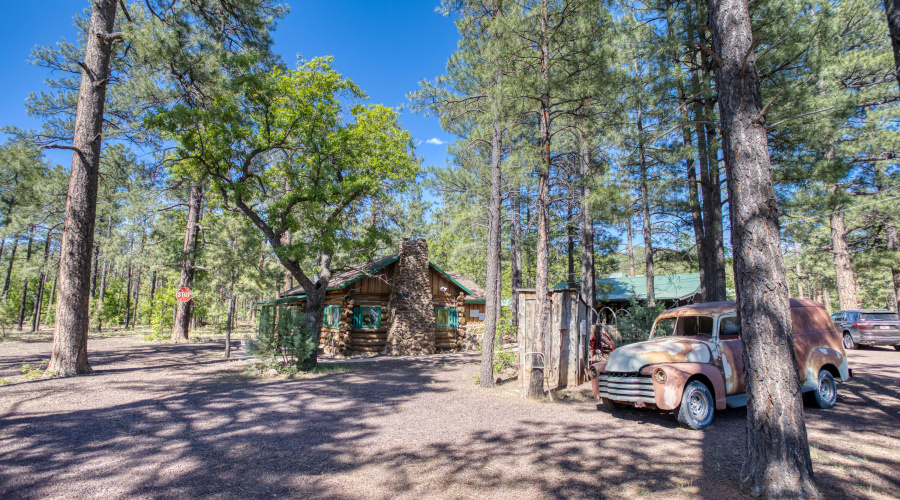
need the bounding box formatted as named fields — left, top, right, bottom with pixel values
left=808, top=370, right=837, bottom=409
left=676, top=380, right=714, bottom=430
left=893, top=345, right=900, bottom=351
left=601, top=397, right=621, bottom=412
left=842, top=333, right=857, bottom=350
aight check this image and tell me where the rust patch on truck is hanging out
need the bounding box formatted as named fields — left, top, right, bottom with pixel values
left=639, top=363, right=727, bottom=411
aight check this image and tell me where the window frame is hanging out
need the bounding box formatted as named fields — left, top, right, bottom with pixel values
left=323, top=305, right=341, bottom=328
left=352, top=306, right=381, bottom=330
left=435, top=307, right=458, bottom=328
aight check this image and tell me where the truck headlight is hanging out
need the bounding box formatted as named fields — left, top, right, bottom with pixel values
left=654, top=369, right=667, bottom=383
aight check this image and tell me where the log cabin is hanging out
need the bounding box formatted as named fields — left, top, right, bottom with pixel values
left=275, top=239, right=486, bottom=357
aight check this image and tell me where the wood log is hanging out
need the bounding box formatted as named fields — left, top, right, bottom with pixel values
left=351, top=333, right=388, bottom=340
left=348, top=346, right=384, bottom=352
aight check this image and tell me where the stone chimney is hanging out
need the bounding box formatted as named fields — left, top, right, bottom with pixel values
left=384, top=238, right=435, bottom=355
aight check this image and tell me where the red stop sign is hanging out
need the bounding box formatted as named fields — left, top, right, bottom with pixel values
left=176, top=287, right=193, bottom=302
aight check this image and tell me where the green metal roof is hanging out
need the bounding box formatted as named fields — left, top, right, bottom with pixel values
left=553, top=273, right=701, bottom=302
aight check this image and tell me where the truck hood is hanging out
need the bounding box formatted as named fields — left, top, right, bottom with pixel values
left=605, top=337, right=713, bottom=373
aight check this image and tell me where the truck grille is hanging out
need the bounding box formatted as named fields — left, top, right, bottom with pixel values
left=596, top=373, right=656, bottom=404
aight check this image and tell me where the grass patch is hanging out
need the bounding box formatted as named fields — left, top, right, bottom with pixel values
left=20, top=359, right=52, bottom=380
left=0, top=378, right=10, bottom=386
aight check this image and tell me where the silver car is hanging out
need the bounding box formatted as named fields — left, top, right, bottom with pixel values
left=832, top=309, right=900, bottom=350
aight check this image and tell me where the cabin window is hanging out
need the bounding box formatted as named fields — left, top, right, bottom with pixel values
left=352, top=306, right=381, bottom=330
left=435, top=307, right=458, bottom=328
left=323, top=305, right=341, bottom=328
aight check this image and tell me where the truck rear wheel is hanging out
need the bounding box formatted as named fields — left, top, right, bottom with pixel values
left=807, top=370, right=837, bottom=409
left=676, top=380, right=714, bottom=430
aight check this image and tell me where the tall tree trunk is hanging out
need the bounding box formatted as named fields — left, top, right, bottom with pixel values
left=529, top=2, right=551, bottom=399
left=829, top=190, right=858, bottom=310
left=567, top=197, right=576, bottom=284
left=874, top=163, right=900, bottom=311
left=691, top=9, right=728, bottom=302
left=626, top=217, right=635, bottom=277
left=637, top=95, right=655, bottom=308
left=796, top=260, right=805, bottom=299
left=132, top=266, right=141, bottom=327
left=149, top=269, right=157, bottom=324
left=2, top=236, right=17, bottom=297
left=886, top=0, right=900, bottom=92
left=225, top=292, right=236, bottom=358
left=579, top=129, right=596, bottom=322
left=173, top=182, right=203, bottom=342
left=49, top=0, right=120, bottom=376
left=679, top=0, right=708, bottom=302
left=707, top=0, right=820, bottom=496
left=124, top=261, right=132, bottom=329
left=510, top=188, right=522, bottom=328
left=91, top=229, right=100, bottom=298
left=32, top=234, right=52, bottom=333
left=44, top=273, right=57, bottom=326
left=95, top=260, right=108, bottom=332
left=17, top=234, right=34, bottom=331
left=481, top=93, right=503, bottom=389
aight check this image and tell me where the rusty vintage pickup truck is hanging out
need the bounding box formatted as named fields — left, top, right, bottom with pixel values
left=590, top=299, right=851, bottom=430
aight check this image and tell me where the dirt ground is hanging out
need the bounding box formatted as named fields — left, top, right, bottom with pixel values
left=0, top=336, right=898, bottom=499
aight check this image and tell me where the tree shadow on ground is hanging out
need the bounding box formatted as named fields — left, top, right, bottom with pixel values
left=1, top=340, right=898, bottom=499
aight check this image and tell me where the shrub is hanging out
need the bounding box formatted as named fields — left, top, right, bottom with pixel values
left=246, top=306, right=317, bottom=371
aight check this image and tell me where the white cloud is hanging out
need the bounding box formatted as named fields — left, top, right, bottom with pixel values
left=426, top=138, right=446, bottom=145
left=416, top=140, right=423, bottom=145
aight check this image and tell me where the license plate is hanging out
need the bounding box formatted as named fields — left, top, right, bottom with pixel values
left=880, top=326, right=890, bottom=330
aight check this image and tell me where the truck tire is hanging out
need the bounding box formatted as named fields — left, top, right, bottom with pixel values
left=842, top=333, right=856, bottom=350
left=808, top=370, right=837, bottom=409
left=676, top=380, right=714, bottom=430
left=893, top=345, right=900, bottom=351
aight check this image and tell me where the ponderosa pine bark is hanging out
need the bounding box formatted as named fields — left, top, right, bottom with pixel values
left=31, top=234, right=52, bottom=332
left=829, top=189, right=859, bottom=310
left=637, top=96, right=655, bottom=308
left=510, top=188, right=522, bottom=328
left=17, top=234, right=34, bottom=330
left=48, top=0, right=121, bottom=376
left=172, top=182, right=202, bottom=341
left=706, top=0, right=820, bottom=496
left=578, top=129, right=596, bottom=322
left=481, top=110, right=503, bottom=389
left=2, top=236, right=17, bottom=297
left=626, top=217, right=635, bottom=277
left=886, top=0, right=900, bottom=92
left=529, top=1, right=551, bottom=399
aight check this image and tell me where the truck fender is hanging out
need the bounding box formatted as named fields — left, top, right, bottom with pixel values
left=802, top=347, right=850, bottom=392
left=640, top=363, right=727, bottom=411
left=589, top=361, right=608, bottom=400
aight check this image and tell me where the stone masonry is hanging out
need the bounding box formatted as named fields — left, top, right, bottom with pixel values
left=384, top=238, right=435, bottom=355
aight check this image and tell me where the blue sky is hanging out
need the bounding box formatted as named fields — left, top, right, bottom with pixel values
left=0, top=0, right=460, bottom=172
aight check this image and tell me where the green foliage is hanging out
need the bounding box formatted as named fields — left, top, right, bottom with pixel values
left=247, top=306, right=317, bottom=371
left=20, top=359, right=50, bottom=380
left=615, top=297, right=667, bottom=346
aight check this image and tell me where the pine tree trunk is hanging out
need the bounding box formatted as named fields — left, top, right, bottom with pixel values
left=886, top=0, right=900, bottom=92
left=173, top=182, right=202, bottom=342
left=637, top=97, right=655, bottom=308
left=44, top=274, right=57, bottom=327
left=2, top=236, right=17, bottom=297
left=627, top=217, right=635, bottom=277
left=829, top=193, right=858, bottom=310
left=567, top=199, right=575, bottom=284
left=481, top=106, right=503, bottom=389
left=31, top=235, right=52, bottom=333
left=95, top=260, right=108, bottom=332
left=132, top=266, right=141, bottom=327
left=530, top=2, right=551, bottom=399
left=91, top=232, right=100, bottom=298
left=49, top=0, right=120, bottom=377
left=225, top=293, right=236, bottom=358
left=707, top=0, right=820, bottom=496
left=579, top=130, right=596, bottom=322
left=124, top=262, right=132, bottom=329
left=510, top=188, right=522, bottom=328
left=16, top=235, right=34, bottom=331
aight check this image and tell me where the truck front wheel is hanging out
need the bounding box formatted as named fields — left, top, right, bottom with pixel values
left=807, top=369, right=837, bottom=409
left=676, top=380, right=714, bottom=430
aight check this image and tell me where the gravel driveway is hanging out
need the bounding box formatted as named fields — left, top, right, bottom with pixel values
left=1, top=337, right=898, bottom=499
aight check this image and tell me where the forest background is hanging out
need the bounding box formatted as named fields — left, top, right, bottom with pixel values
left=0, top=0, right=897, bottom=344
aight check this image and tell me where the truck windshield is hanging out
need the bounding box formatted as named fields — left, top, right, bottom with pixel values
left=860, top=312, right=899, bottom=322
left=652, top=318, right=677, bottom=337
